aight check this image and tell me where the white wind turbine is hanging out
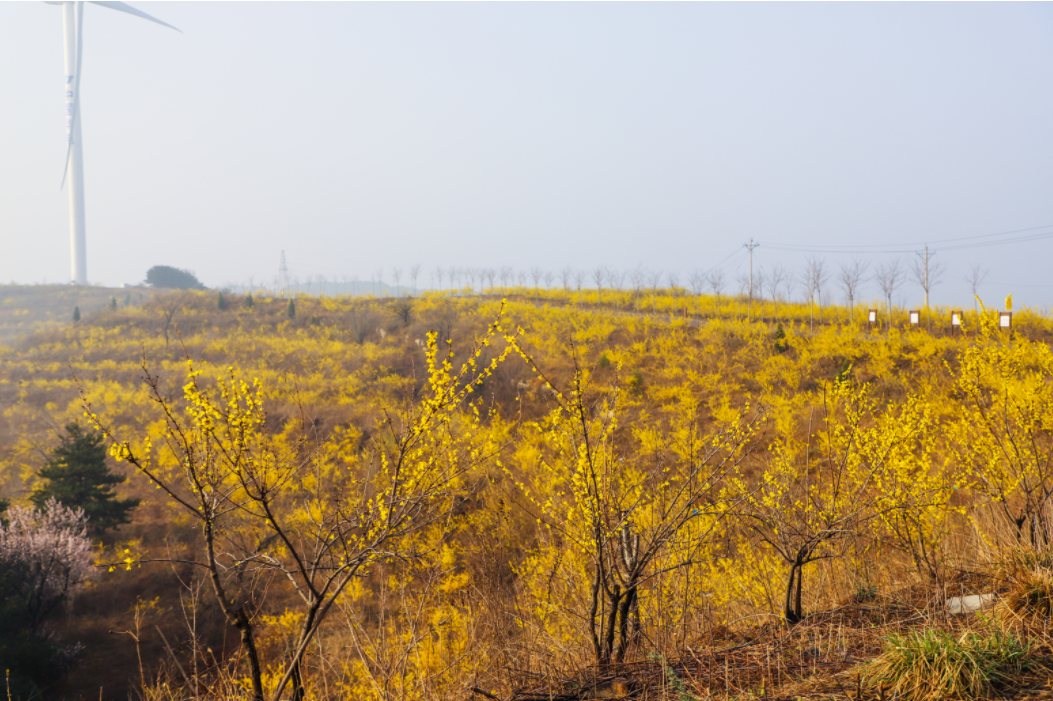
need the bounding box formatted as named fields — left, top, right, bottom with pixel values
left=50, top=1, right=179, bottom=285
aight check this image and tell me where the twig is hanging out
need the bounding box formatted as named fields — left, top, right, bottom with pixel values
left=155, top=625, right=192, bottom=687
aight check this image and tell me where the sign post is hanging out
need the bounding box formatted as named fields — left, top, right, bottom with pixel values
left=868, top=309, right=878, bottom=331
left=909, top=310, right=920, bottom=329
left=951, top=310, right=962, bottom=335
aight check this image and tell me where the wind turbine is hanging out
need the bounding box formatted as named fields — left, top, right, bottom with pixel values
left=50, top=1, right=179, bottom=285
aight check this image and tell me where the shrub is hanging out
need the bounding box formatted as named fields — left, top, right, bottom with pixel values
left=287, top=298, right=296, bottom=318
left=72, top=305, right=80, bottom=323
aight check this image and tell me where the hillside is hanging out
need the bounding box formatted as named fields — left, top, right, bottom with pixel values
left=2, top=285, right=1053, bottom=700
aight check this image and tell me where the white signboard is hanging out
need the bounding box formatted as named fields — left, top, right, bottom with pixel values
left=1000, top=313, right=1012, bottom=328
left=909, top=311, right=920, bottom=325
left=868, top=310, right=877, bottom=323
left=951, top=313, right=961, bottom=326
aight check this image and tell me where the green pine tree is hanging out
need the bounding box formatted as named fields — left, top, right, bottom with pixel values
left=109, top=296, right=117, bottom=311
left=72, top=306, right=80, bottom=323
left=287, top=299, right=296, bottom=319
left=244, top=293, right=254, bottom=309
left=31, top=423, right=140, bottom=536
left=217, top=291, right=227, bottom=310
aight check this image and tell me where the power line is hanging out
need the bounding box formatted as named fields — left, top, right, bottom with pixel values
left=762, top=224, right=1053, bottom=254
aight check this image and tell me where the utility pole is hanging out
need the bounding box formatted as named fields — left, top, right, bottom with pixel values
left=744, top=238, right=760, bottom=321
left=923, top=245, right=929, bottom=309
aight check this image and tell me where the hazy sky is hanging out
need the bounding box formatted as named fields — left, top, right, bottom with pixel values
left=2, top=2, right=1052, bottom=307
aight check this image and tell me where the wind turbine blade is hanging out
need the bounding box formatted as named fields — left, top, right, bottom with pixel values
left=62, top=1, right=84, bottom=189
left=88, top=1, right=181, bottom=32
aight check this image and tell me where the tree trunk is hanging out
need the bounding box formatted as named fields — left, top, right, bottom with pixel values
left=614, top=586, right=637, bottom=663
left=784, top=558, right=804, bottom=626
left=290, top=605, right=319, bottom=701
left=235, top=608, right=265, bottom=701
left=602, top=585, right=621, bottom=665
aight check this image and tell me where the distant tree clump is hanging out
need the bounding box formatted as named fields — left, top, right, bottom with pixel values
left=244, top=293, right=254, bottom=309
left=287, top=299, right=296, bottom=319
left=144, top=265, right=206, bottom=290
left=30, top=423, right=140, bottom=537
left=72, top=306, right=80, bottom=323
left=217, top=291, right=227, bottom=310
left=109, top=296, right=117, bottom=311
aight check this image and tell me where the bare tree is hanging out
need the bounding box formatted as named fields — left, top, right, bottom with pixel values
left=392, top=267, right=402, bottom=297
left=432, top=266, right=442, bottom=291
left=802, top=257, right=828, bottom=330
left=966, top=265, right=990, bottom=314
left=409, top=264, right=421, bottom=295
left=608, top=269, right=625, bottom=291
left=768, top=264, right=790, bottom=321
left=530, top=266, right=542, bottom=288
left=707, top=269, right=726, bottom=314
left=154, top=291, right=191, bottom=346
left=688, top=269, right=705, bottom=297
left=517, top=270, right=527, bottom=287
left=483, top=268, right=496, bottom=290
left=837, top=258, right=869, bottom=324
left=500, top=267, right=513, bottom=288
left=542, top=271, right=555, bottom=289
left=752, top=268, right=766, bottom=302
left=666, top=271, right=681, bottom=295
left=874, top=258, right=905, bottom=329
left=592, top=267, right=607, bottom=303
left=736, top=273, right=750, bottom=298
left=911, top=247, right=945, bottom=316
left=465, top=268, right=477, bottom=292
left=559, top=267, right=574, bottom=296
left=630, top=266, right=647, bottom=310
left=646, top=269, right=663, bottom=312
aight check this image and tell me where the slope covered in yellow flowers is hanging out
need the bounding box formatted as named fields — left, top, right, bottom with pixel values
left=2, top=285, right=1053, bottom=700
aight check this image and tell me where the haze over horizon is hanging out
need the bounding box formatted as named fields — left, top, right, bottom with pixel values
left=2, top=2, right=1052, bottom=307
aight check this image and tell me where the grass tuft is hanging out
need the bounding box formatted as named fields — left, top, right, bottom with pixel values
left=864, top=626, right=1037, bottom=700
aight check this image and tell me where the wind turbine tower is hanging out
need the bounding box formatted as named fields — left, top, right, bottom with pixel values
left=53, top=1, right=179, bottom=285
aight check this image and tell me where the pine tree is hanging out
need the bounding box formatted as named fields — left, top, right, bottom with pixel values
left=109, top=296, right=117, bottom=311
left=72, top=306, right=80, bottom=323
left=218, top=291, right=228, bottom=310
left=245, top=293, right=254, bottom=309
left=31, top=423, right=140, bottom=536
left=287, top=299, right=296, bottom=318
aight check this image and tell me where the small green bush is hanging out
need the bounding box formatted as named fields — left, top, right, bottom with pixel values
left=773, top=322, right=789, bottom=353
left=629, top=369, right=644, bottom=395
